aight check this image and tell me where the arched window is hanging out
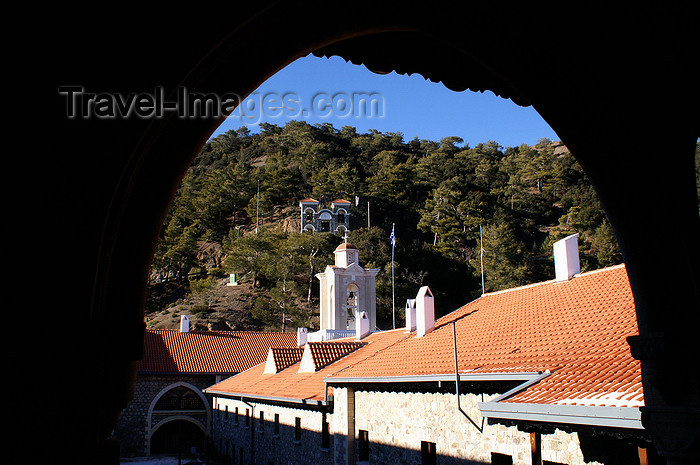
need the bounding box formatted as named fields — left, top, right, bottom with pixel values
left=304, top=208, right=314, bottom=223
left=154, top=386, right=206, bottom=411
left=337, top=210, right=346, bottom=224
left=346, top=283, right=359, bottom=329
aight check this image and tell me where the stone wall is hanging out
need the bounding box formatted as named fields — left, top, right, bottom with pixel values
left=211, top=396, right=334, bottom=464
left=115, top=373, right=215, bottom=457
left=209, top=388, right=635, bottom=465
left=338, top=388, right=598, bottom=465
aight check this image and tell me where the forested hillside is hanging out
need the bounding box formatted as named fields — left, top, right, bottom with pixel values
left=148, top=121, right=682, bottom=331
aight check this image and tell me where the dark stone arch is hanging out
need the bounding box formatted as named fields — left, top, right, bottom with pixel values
left=27, top=3, right=699, bottom=464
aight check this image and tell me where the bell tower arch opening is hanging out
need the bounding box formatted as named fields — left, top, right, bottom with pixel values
left=345, top=282, right=359, bottom=329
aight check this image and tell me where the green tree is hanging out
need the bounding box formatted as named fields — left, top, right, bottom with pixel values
left=593, top=220, right=622, bottom=267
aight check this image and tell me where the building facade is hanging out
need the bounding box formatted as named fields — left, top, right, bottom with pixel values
left=300, top=198, right=351, bottom=234
left=204, top=237, right=659, bottom=465
left=114, top=319, right=296, bottom=458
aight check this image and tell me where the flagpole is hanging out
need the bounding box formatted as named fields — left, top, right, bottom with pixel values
left=391, top=223, right=395, bottom=329
left=480, top=224, right=485, bottom=295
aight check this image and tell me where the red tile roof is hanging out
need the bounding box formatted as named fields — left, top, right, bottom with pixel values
left=206, top=265, right=642, bottom=411
left=268, top=347, right=305, bottom=372
left=328, top=264, right=642, bottom=408
left=139, top=330, right=297, bottom=374
left=206, top=330, right=408, bottom=402
left=306, top=341, right=365, bottom=371
left=335, top=242, right=357, bottom=251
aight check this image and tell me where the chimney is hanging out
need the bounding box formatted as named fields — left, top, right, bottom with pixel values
left=356, top=311, right=370, bottom=340
left=553, top=233, right=580, bottom=282
left=180, top=314, right=190, bottom=333
left=297, top=327, right=308, bottom=347
left=405, top=299, right=416, bottom=332
left=415, top=286, right=435, bottom=337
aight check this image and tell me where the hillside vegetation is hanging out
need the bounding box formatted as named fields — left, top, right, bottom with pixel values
left=146, top=121, right=648, bottom=331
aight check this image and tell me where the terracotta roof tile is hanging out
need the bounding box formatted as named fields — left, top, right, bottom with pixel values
left=139, top=330, right=297, bottom=374
left=205, top=265, right=642, bottom=410
left=205, top=330, right=408, bottom=401
left=306, top=341, right=364, bottom=371
left=269, top=347, right=304, bottom=372
left=327, top=264, right=642, bottom=408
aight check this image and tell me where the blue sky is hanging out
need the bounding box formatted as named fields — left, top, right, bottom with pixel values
left=210, top=54, right=560, bottom=148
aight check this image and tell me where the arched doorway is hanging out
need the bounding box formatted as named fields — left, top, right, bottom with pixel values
left=149, top=418, right=206, bottom=457
left=147, top=383, right=211, bottom=456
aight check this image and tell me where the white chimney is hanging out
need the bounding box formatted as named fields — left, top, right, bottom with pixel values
left=297, top=327, right=308, bottom=347
left=356, top=311, right=370, bottom=340
left=415, top=286, right=435, bottom=337
left=554, top=233, right=580, bottom=282
left=180, top=314, right=190, bottom=333
left=405, top=299, right=416, bottom=332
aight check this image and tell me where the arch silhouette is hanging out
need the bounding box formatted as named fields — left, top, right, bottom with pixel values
left=32, top=4, right=700, bottom=464
left=146, top=382, right=211, bottom=454
left=148, top=416, right=207, bottom=456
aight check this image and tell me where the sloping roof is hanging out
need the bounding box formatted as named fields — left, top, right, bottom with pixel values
left=268, top=347, right=305, bottom=373
left=139, top=329, right=297, bottom=374
left=305, top=341, right=365, bottom=371
left=327, top=264, right=642, bottom=409
left=205, top=330, right=408, bottom=402
left=205, top=265, right=642, bottom=415
left=331, top=198, right=351, bottom=204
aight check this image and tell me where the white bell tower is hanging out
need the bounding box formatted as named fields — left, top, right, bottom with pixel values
left=316, top=241, right=379, bottom=332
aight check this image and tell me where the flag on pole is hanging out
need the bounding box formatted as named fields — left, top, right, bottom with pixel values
left=389, top=226, right=396, bottom=246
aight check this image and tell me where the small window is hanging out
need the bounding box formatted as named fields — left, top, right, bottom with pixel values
left=224, top=405, right=229, bottom=422
left=294, top=417, right=302, bottom=442
left=234, top=406, right=239, bottom=425
left=491, top=452, right=513, bottom=465
left=421, top=441, right=436, bottom=465
left=274, top=413, right=280, bottom=436
left=245, top=409, right=250, bottom=427
left=259, top=411, right=265, bottom=433
left=358, top=430, right=369, bottom=462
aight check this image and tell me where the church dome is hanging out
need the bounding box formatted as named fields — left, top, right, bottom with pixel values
left=335, top=242, right=358, bottom=251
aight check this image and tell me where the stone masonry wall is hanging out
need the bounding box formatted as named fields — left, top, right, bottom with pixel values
left=211, top=396, right=334, bottom=465
left=210, top=388, right=616, bottom=465
left=344, top=388, right=596, bottom=465
left=115, top=374, right=215, bottom=457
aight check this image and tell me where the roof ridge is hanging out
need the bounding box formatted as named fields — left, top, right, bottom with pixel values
left=145, top=328, right=295, bottom=335
left=481, top=263, right=626, bottom=297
